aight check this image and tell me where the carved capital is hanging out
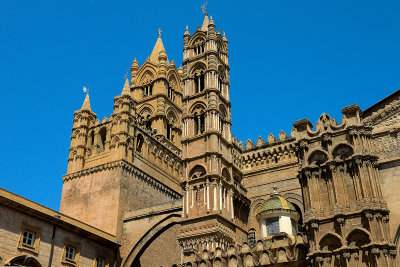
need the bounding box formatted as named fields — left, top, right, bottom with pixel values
left=311, top=222, right=319, bottom=229
left=343, top=252, right=351, bottom=259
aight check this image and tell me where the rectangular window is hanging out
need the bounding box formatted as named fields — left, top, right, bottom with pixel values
left=96, top=257, right=105, bottom=267
left=18, top=224, right=41, bottom=253
left=65, top=246, right=76, bottom=262
left=62, top=241, right=80, bottom=266
left=22, top=230, right=35, bottom=247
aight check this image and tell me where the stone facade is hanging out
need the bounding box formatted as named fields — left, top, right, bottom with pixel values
left=2, top=12, right=400, bottom=267
left=0, top=189, right=119, bottom=267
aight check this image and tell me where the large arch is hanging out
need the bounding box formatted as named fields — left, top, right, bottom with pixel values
left=123, top=213, right=181, bottom=267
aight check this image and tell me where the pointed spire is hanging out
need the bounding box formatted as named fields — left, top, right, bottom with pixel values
left=121, top=78, right=130, bottom=95
left=149, top=30, right=170, bottom=66
left=201, top=13, right=209, bottom=31
left=80, top=93, right=91, bottom=111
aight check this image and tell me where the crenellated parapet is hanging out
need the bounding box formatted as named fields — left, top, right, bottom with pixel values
left=241, top=131, right=297, bottom=173
left=294, top=104, right=397, bottom=266
left=172, top=232, right=308, bottom=266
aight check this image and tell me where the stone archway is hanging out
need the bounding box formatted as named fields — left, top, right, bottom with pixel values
left=4, top=255, right=42, bottom=267
left=123, top=213, right=181, bottom=267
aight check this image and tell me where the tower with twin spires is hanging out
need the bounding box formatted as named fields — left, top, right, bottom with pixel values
left=178, top=12, right=250, bottom=252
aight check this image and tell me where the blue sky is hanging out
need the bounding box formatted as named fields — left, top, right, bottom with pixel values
left=0, top=0, right=399, bottom=210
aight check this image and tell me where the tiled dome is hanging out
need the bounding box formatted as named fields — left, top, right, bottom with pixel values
left=257, top=195, right=297, bottom=215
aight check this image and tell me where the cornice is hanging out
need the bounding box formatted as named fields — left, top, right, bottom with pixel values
left=62, top=159, right=182, bottom=199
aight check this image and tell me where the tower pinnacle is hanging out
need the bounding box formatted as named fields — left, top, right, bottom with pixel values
left=80, top=92, right=91, bottom=111
left=121, top=78, right=130, bottom=95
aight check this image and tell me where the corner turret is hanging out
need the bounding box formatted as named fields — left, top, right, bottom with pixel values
left=67, top=93, right=96, bottom=174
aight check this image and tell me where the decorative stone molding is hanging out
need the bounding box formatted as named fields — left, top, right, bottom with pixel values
left=62, top=159, right=181, bottom=199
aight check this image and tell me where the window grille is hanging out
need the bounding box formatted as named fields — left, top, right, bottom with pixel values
left=266, top=217, right=280, bottom=236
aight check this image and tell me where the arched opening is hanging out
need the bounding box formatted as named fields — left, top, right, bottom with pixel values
left=5, top=255, right=42, bottom=267
left=319, top=233, right=342, bottom=251
left=193, top=112, right=205, bottom=135
left=145, top=119, right=152, bottom=130
left=346, top=229, right=370, bottom=247
left=136, top=134, right=144, bottom=153
left=194, top=72, right=205, bottom=93
left=143, top=83, right=153, bottom=97
left=99, top=127, right=107, bottom=150
left=308, top=150, right=328, bottom=166
left=166, top=124, right=172, bottom=140
left=189, top=165, right=206, bottom=179
left=291, top=203, right=303, bottom=231
left=332, top=144, right=354, bottom=160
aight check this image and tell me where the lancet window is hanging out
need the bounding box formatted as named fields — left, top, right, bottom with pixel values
left=194, top=112, right=205, bottom=135
left=99, top=127, right=107, bottom=150
left=166, top=124, right=172, bottom=141
left=168, top=86, right=175, bottom=101
left=136, top=134, right=144, bottom=153
left=194, top=44, right=205, bottom=55
left=194, top=72, right=205, bottom=93
left=143, top=83, right=153, bottom=97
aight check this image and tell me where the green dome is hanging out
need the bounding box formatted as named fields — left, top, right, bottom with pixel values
left=257, top=195, right=297, bottom=215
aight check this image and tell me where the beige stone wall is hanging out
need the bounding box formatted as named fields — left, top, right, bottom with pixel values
left=60, top=168, right=122, bottom=236
left=121, top=202, right=182, bottom=266
left=241, top=139, right=303, bottom=237
left=0, top=204, right=115, bottom=267
left=134, top=223, right=181, bottom=267
left=61, top=163, right=180, bottom=237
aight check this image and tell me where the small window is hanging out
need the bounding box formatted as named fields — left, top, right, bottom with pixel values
left=18, top=224, right=41, bottom=253
left=62, top=240, right=80, bottom=266
left=65, top=246, right=76, bottom=262
left=96, top=257, right=105, bottom=267
left=266, top=217, right=280, bottom=236
left=22, top=230, right=35, bottom=247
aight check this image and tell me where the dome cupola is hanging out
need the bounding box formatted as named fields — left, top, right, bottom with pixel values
left=256, top=187, right=299, bottom=239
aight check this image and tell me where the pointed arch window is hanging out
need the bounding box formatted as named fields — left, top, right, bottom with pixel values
left=99, top=127, right=107, bottom=150
left=166, top=124, right=172, bottom=140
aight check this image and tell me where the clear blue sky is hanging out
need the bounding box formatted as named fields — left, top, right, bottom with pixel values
left=0, top=0, right=399, bottom=210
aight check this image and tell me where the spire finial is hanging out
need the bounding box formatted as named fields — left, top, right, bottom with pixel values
left=158, top=27, right=162, bottom=38
left=201, top=2, right=208, bottom=15
left=122, top=78, right=130, bottom=95
left=273, top=185, right=278, bottom=194
left=83, top=85, right=89, bottom=94
left=80, top=89, right=91, bottom=111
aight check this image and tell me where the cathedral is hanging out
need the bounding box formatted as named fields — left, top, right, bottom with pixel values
left=1, top=12, right=400, bottom=267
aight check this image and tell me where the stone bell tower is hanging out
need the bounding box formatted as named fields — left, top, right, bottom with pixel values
left=294, top=105, right=397, bottom=266
left=130, top=30, right=183, bottom=147
left=178, top=13, right=250, bottom=254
